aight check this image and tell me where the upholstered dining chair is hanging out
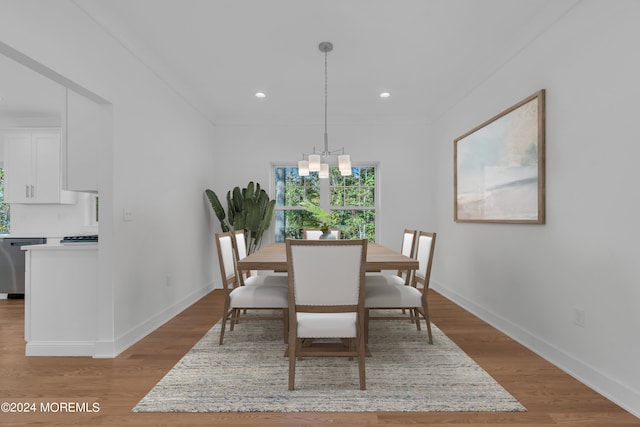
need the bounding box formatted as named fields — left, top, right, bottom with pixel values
left=397, top=229, right=417, bottom=285
left=231, top=229, right=289, bottom=323
left=232, top=229, right=253, bottom=285
left=232, top=229, right=288, bottom=288
left=365, top=231, right=437, bottom=344
left=285, top=239, right=368, bottom=390
left=302, top=228, right=341, bottom=240
left=215, top=232, right=289, bottom=345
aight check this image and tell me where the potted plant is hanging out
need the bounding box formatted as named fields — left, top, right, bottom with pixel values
left=205, top=181, right=275, bottom=254
left=300, top=200, right=335, bottom=239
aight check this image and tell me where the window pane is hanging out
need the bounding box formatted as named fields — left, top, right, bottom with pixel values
left=274, top=165, right=376, bottom=242
left=330, top=186, right=344, bottom=206
left=332, top=209, right=375, bottom=242
left=275, top=209, right=321, bottom=242
left=274, top=167, right=322, bottom=242
left=330, top=166, right=375, bottom=207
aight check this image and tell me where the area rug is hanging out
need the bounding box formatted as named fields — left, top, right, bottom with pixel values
left=133, top=311, right=526, bottom=412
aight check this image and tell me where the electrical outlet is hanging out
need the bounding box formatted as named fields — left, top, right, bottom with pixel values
left=123, top=208, right=133, bottom=222
left=574, top=308, right=585, bottom=327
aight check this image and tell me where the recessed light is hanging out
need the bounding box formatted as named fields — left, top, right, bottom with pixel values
left=379, top=92, right=391, bottom=98
left=255, top=92, right=266, bottom=98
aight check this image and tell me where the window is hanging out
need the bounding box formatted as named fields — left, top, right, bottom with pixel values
left=273, top=165, right=377, bottom=242
left=0, top=168, right=9, bottom=233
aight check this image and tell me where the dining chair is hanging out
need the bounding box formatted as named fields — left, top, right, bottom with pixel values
left=397, top=229, right=417, bottom=285
left=365, top=231, right=437, bottom=344
left=215, top=232, right=289, bottom=345
left=286, top=238, right=367, bottom=390
left=231, top=229, right=289, bottom=322
left=302, top=228, right=341, bottom=240
left=232, top=229, right=253, bottom=285
left=233, top=229, right=288, bottom=287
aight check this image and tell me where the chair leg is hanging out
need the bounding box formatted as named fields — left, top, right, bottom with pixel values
left=358, top=330, right=366, bottom=390
left=414, top=308, right=422, bottom=331
left=288, top=338, right=297, bottom=390
left=364, top=308, right=370, bottom=344
left=230, top=308, right=239, bottom=331
left=283, top=308, right=289, bottom=344
left=219, top=308, right=230, bottom=345
left=423, top=304, right=433, bottom=344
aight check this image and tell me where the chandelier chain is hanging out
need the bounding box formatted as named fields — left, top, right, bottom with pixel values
left=324, top=49, right=328, bottom=150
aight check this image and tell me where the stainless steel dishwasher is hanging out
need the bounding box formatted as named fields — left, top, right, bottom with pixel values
left=0, top=237, right=47, bottom=298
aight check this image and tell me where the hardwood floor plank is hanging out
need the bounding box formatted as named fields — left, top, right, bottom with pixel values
left=0, top=289, right=637, bottom=426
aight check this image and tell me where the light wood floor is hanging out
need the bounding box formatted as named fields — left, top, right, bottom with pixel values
left=1, top=289, right=638, bottom=426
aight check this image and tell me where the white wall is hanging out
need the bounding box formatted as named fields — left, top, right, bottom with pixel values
left=7, top=194, right=98, bottom=238
left=212, top=122, right=433, bottom=252
left=0, top=1, right=217, bottom=356
left=430, top=0, right=640, bottom=416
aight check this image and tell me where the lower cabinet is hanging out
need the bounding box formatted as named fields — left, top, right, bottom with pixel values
left=24, top=244, right=98, bottom=356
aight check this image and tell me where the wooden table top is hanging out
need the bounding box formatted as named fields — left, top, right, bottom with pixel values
left=236, top=242, right=418, bottom=272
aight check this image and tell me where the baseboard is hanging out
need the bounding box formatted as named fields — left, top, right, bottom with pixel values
left=431, top=280, right=640, bottom=418
left=26, top=341, right=95, bottom=356
left=93, top=282, right=215, bottom=358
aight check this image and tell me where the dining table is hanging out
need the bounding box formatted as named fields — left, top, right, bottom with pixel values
left=236, top=241, right=419, bottom=274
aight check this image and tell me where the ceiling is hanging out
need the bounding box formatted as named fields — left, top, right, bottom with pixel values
left=1, top=0, right=579, bottom=125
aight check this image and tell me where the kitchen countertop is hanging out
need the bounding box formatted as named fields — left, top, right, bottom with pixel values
left=0, top=234, right=50, bottom=239
left=22, top=242, right=98, bottom=251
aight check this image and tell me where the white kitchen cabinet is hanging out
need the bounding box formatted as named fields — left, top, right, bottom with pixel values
left=23, top=243, right=98, bottom=356
left=3, top=131, right=76, bottom=204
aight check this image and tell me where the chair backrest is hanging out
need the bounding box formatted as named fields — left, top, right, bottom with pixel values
left=412, top=231, right=436, bottom=290
left=232, top=229, right=252, bottom=285
left=397, top=229, right=417, bottom=282
left=286, top=239, right=366, bottom=309
left=233, top=229, right=248, bottom=260
left=215, top=232, right=237, bottom=292
left=303, top=228, right=341, bottom=240
left=400, top=229, right=417, bottom=257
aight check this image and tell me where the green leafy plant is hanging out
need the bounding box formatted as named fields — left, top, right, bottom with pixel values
left=300, top=200, right=331, bottom=234
left=206, top=181, right=275, bottom=254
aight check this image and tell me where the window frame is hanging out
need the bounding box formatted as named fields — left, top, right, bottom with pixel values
left=270, top=161, right=380, bottom=242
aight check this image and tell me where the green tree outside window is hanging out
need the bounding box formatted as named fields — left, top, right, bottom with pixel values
left=274, top=165, right=376, bottom=242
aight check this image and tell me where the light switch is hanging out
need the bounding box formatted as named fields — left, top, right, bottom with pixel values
left=123, top=208, right=133, bottom=222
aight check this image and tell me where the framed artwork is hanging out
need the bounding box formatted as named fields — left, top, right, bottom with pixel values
left=454, top=90, right=545, bottom=224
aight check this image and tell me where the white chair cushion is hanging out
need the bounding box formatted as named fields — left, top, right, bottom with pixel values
left=365, top=275, right=422, bottom=308
left=244, top=274, right=289, bottom=288
left=365, top=273, right=405, bottom=286
left=296, top=312, right=357, bottom=338
left=229, top=283, right=288, bottom=308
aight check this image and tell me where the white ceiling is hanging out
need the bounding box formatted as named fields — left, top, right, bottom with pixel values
left=1, top=0, right=579, bottom=125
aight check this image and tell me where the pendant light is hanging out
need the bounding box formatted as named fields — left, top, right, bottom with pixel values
left=298, top=41, right=352, bottom=178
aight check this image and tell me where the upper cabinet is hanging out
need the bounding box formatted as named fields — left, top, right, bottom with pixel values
left=3, top=130, right=76, bottom=204
left=65, top=89, right=108, bottom=193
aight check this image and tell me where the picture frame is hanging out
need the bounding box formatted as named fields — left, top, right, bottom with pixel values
left=454, top=90, right=545, bottom=224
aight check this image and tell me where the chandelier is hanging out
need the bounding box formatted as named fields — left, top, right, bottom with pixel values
left=298, top=41, right=352, bottom=178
